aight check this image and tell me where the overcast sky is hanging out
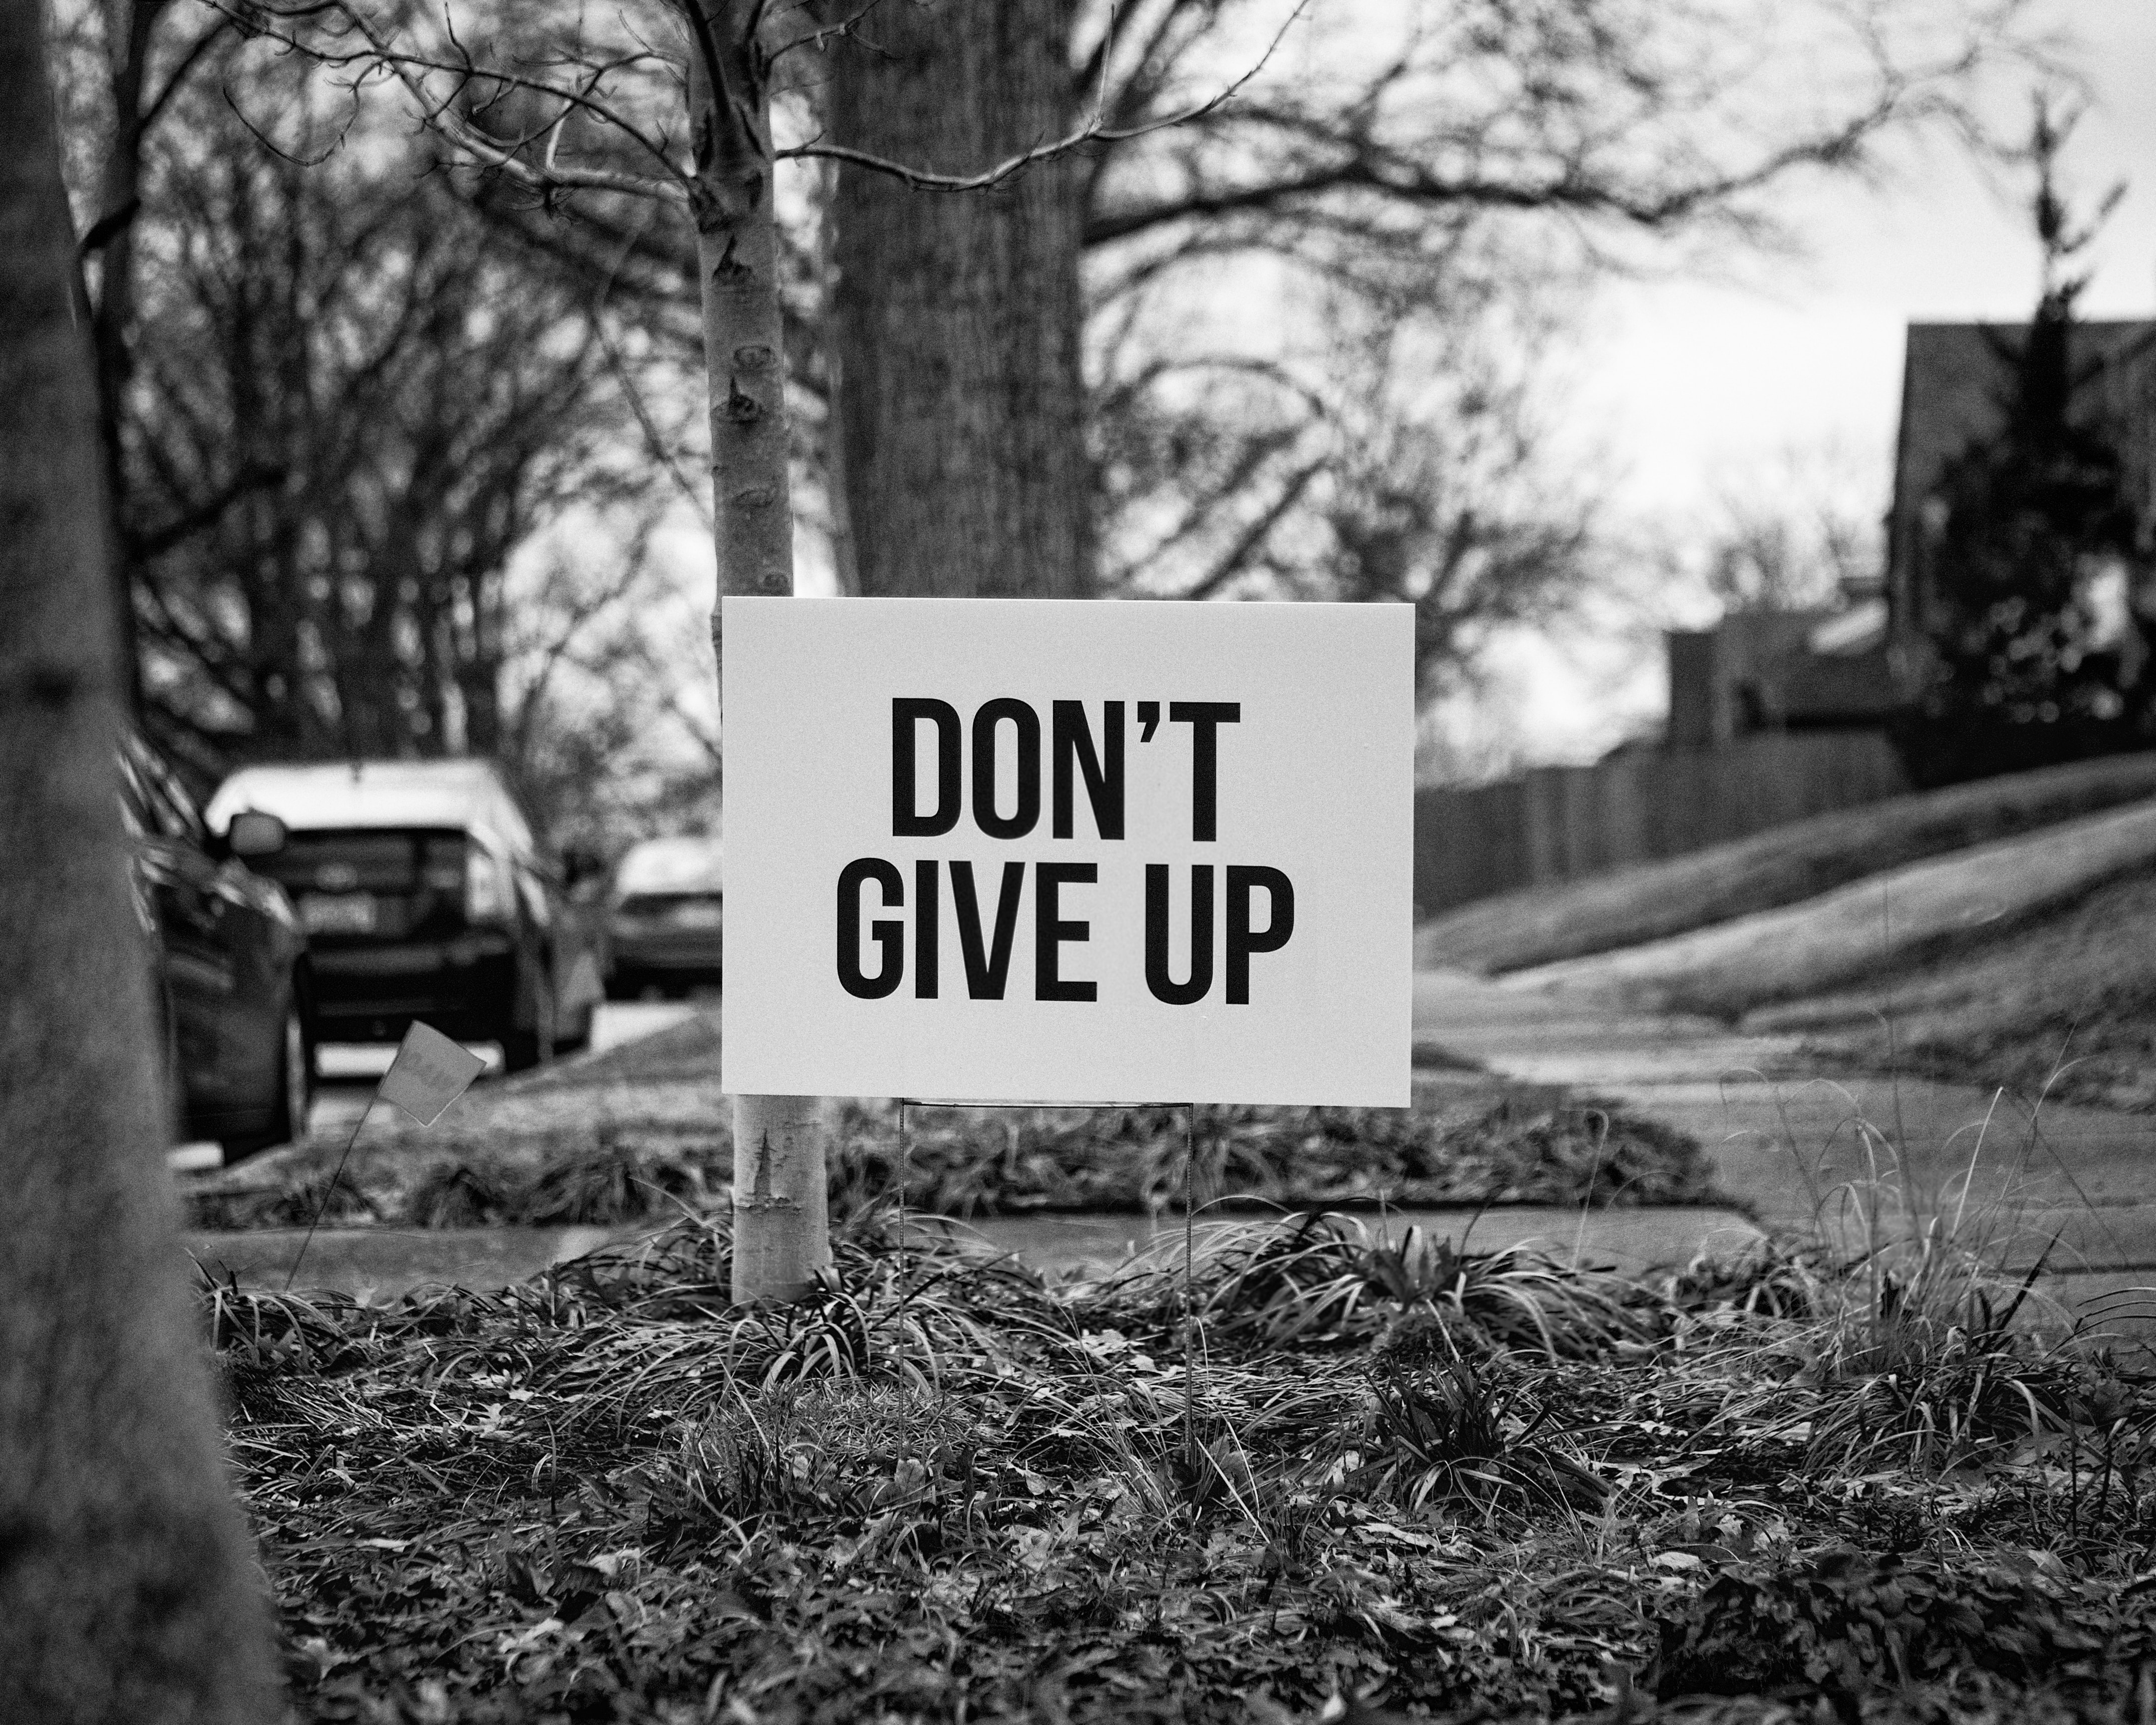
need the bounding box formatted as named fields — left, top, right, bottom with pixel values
left=1467, top=0, right=2156, bottom=768
left=1584, top=0, right=2156, bottom=518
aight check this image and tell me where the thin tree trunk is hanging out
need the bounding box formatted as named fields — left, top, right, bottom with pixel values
left=87, top=0, right=168, bottom=715
left=458, top=576, right=505, bottom=756
left=689, top=0, right=830, bottom=1302
left=828, top=0, right=1091, bottom=599
left=0, top=0, right=282, bottom=1716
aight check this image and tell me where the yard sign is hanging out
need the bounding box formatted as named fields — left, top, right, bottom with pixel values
left=720, top=596, right=1413, bottom=1106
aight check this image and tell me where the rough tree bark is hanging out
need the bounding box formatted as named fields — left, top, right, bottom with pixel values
left=828, top=0, right=1092, bottom=599
left=0, top=0, right=282, bottom=1717
left=689, top=0, right=831, bottom=1302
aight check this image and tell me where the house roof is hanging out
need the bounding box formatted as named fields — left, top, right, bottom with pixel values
left=1889, top=319, right=2156, bottom=581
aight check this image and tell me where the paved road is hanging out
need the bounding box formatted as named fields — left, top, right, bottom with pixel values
left=307, top=999, right=705, bottom=1134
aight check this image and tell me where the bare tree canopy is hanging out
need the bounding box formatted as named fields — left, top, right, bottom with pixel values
left=205, top=0, right=2044, bottom=687
left=50, top=7, right=689, bottom=838
left=131, top=126, right=639, bottom=765
left=1082, top=0, right=2041, bottom=252
left=1079, top=0, right=2047, bottom=635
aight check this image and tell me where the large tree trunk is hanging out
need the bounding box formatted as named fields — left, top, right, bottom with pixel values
left=0, top=1, right=282, bottom=1718
left=828, top=0, right=1092, bottom=599
left=691, top=0, right=831, bottom=1303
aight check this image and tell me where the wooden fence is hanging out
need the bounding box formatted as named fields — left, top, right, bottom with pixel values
left=1412, top=732, right=1910, bottom=917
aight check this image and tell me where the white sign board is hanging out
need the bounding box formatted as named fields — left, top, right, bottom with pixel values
left=720, top=597, right=1413, bottom=1106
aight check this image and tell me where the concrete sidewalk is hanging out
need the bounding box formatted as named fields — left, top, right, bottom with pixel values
left=186, top=1204, right=1768, bottom=1302
left=187, top=1225, right=623, bottom=1300
left=1414, top=967, right=2156, bottom=1325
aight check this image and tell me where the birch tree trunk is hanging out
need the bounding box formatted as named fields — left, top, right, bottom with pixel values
left=689, top=1, right=831, bottom=1302
left=0, top=0, right=282, bottom=1716
left=828, top=0, right=1091, bottom=600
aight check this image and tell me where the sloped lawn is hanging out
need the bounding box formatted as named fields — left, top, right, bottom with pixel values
left=1418, top=751, right=2156, bottom=976
left=1500, top=798, right=2156, bottom=1018
left=1749, top=865, right=2156, bottom=1114
left=219, top=1206, right=2156, bottom=1723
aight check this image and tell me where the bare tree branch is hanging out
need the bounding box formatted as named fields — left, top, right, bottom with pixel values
left=777, top=0, right=1309, bottom=192
left=1084, top=0, right=2052, bottom=249
left=142, top=13, right=235, bottom=133
left=216, top=0, right=693, bottom=201
left=129, top=458, right=286, bottom=562
left=1170, top=457, right=1326, bottom=600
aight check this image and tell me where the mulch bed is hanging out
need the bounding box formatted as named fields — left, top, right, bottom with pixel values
left=216, top=1207, right=2156, bottom=1723
left=184, top=1071, right=1718, bottom=1234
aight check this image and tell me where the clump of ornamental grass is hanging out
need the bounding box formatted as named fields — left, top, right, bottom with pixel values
left=1671, top=1053, right=2156, bottom=1485
left=519, top=1134, right=701, bottom=1225
left=1767, top=1090, right=2087, bottom=1472
left=1338, top=1358, right=1611, bottom=1516
left=1086, top=1210, right=1653, bottom=1361
left=523, top=1208, right=1082, bottom=1450
left=203, top=1277, right=379, bottom=1424
left=1663, top=1236, right=1824, bottom=1321
left=227, top=1161, right=378, bottom=1229
left=406, top=1159, right=514, bottom=1228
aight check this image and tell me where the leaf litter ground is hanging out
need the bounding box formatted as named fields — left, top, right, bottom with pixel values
left=188, top=1015, right=1715, bottom=1231
left=218, top=1199, right=2156, bottom=1723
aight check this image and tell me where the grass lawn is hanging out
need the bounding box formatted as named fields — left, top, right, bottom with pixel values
left=1499, top=797, right=2156, bottom=1019
left=1418, top=752, right=2156, bottom=976
left=1750, top=867, right=2156, bottom=1114
left=222, top=1204, right=2156, bottom=1723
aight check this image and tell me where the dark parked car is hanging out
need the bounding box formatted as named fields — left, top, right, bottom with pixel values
left=203, top=759, right=601, bottom=1070
left=604, top=835, right=726, bottom=999
left=121, top=738, right=315, bottom=1161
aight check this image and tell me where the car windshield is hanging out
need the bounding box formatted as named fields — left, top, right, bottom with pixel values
left=248, top=829, right=470, bottom=895
left=614, top=838, right=723, bottom=897
left=205, top=759, right=535, bottom=856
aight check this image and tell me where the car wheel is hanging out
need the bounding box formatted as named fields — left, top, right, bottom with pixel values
left=221, top=992, right=313, bottom=1166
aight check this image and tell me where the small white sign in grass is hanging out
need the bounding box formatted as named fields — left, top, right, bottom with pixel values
left=721, top=596, right=1413, bottom=1106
